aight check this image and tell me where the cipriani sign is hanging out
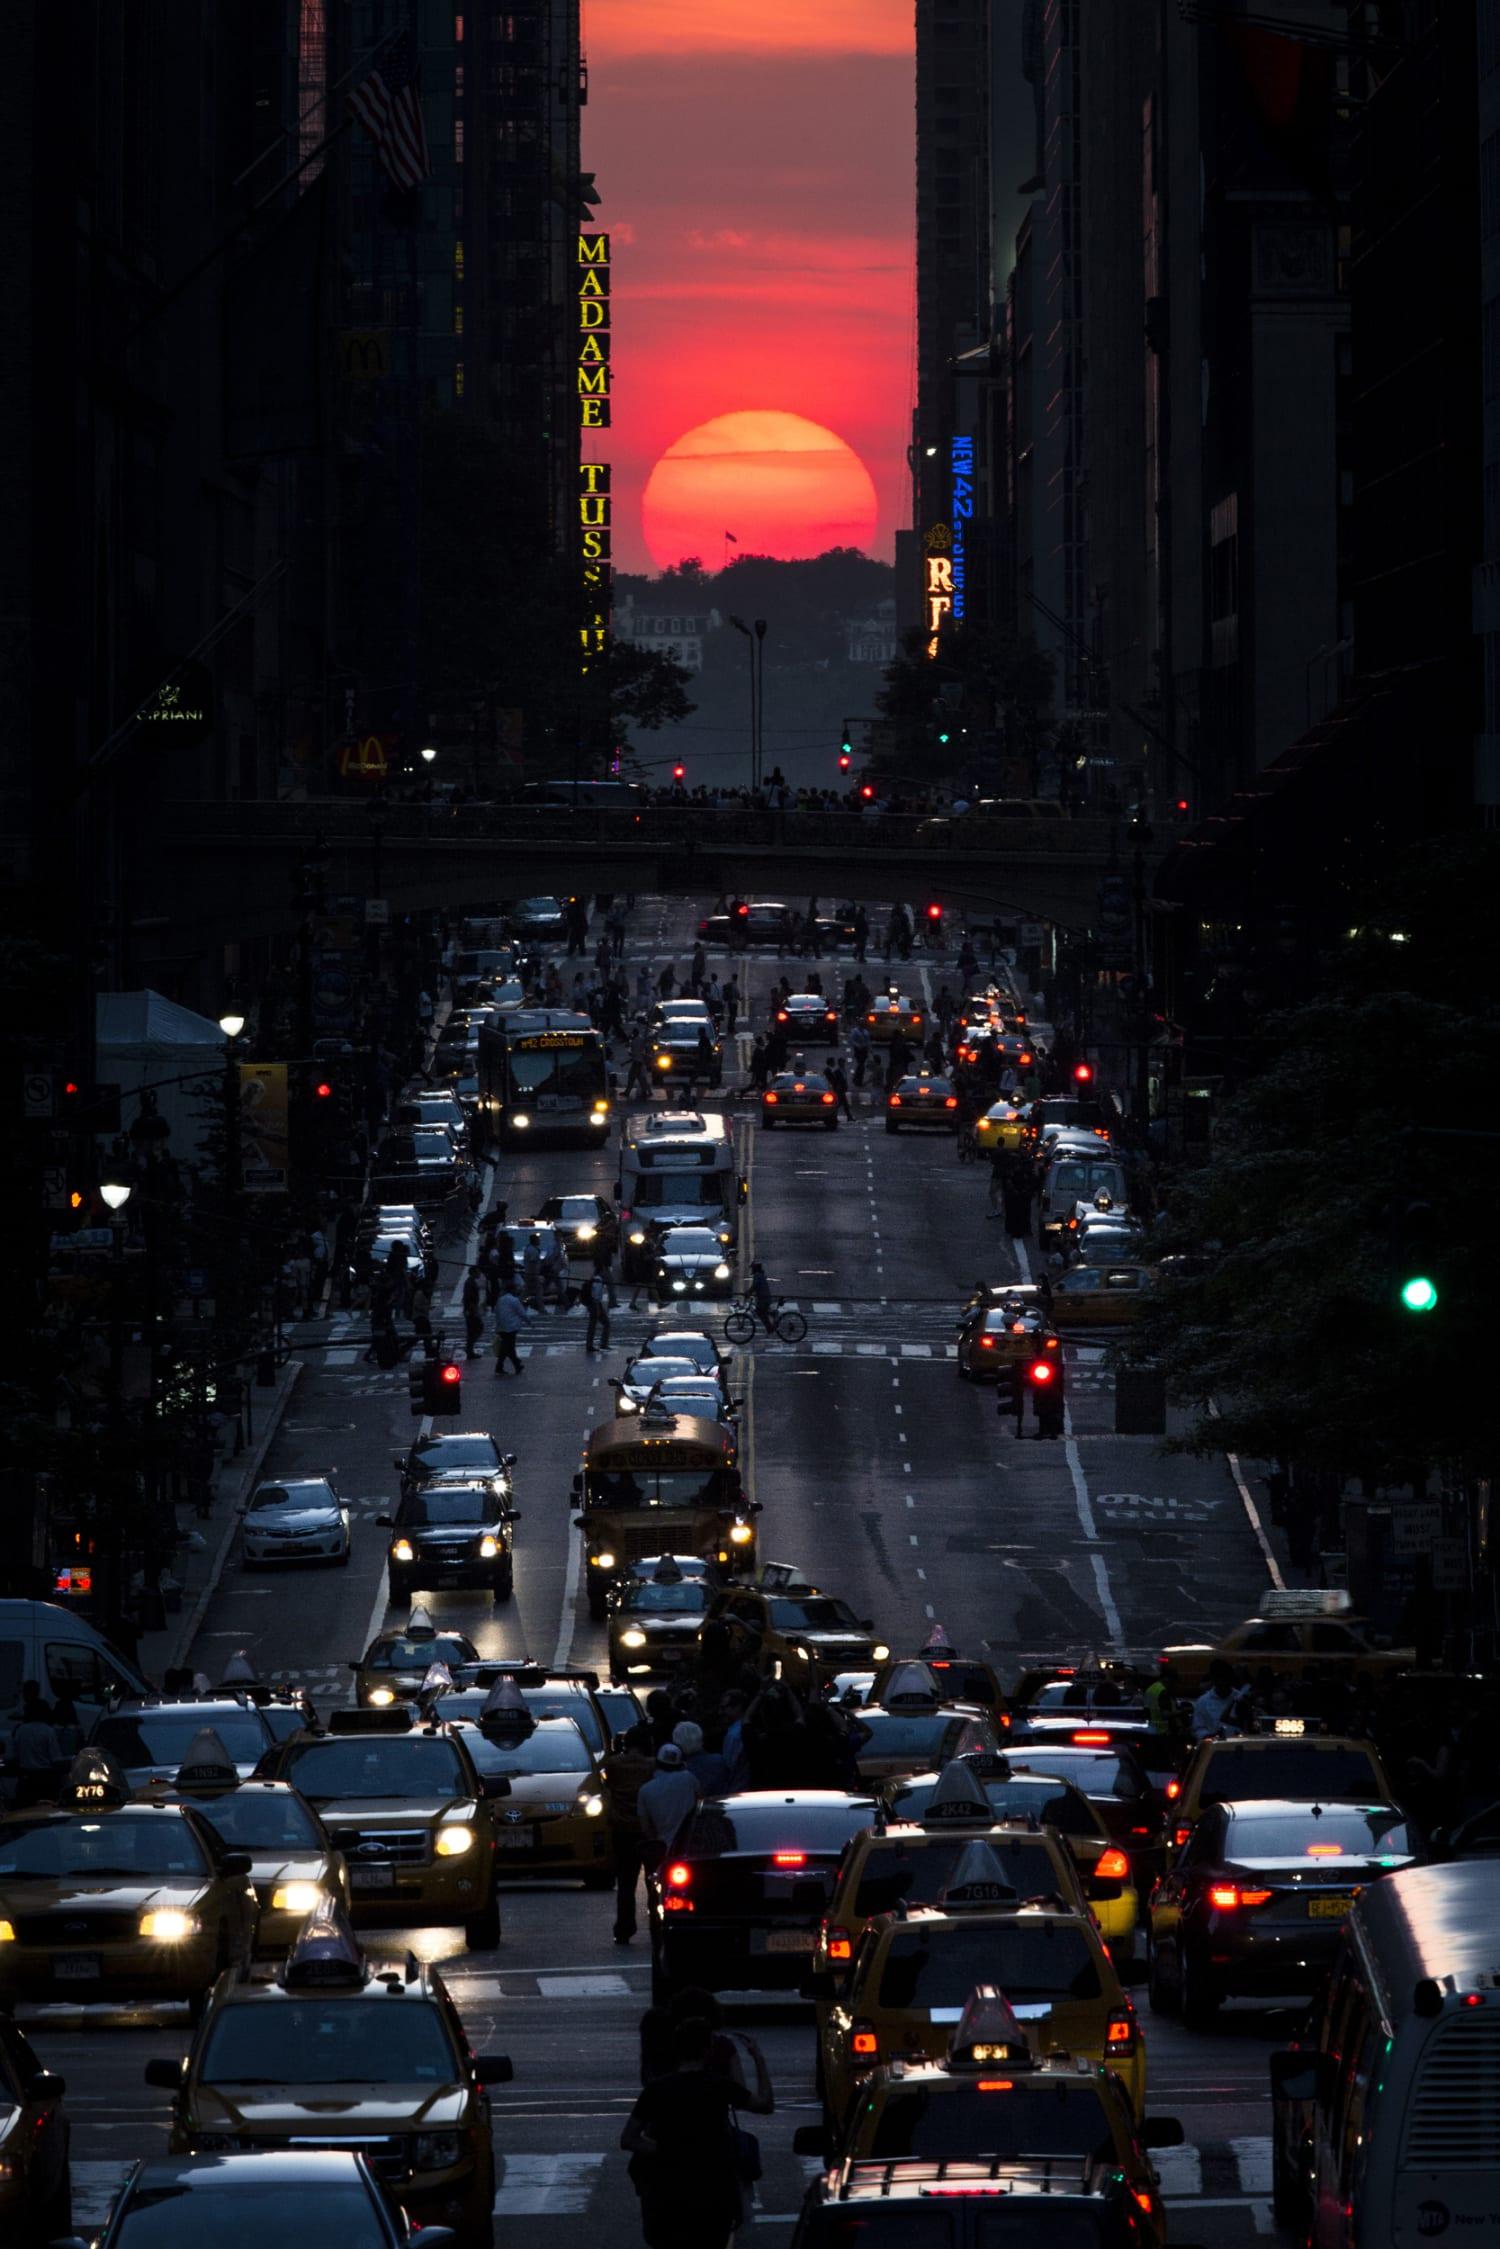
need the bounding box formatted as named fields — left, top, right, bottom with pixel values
left=949, top=436, right=973, bottom=624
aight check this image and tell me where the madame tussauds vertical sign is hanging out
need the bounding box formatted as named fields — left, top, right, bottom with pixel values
left=578, top=233, right=610, bottom=429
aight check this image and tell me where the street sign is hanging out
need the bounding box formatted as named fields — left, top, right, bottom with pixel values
left=24, top=1071, right=54, bottom=1118
left=1429, top=1537, right=1467, bottom=1593
left=364, top=897, right=390, bottom=926
left=339, top=733, right=390, bottom=780
left=1389, top=1499, right=1443, bottom=1557
left=1020, top=921, right=1044, bottom=947
left=184, top=1267, right=209, bottom=1297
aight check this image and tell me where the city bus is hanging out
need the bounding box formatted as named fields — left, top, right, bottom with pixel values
left=570, top=1404, right=758, bottom=1617
left=476, top=1010, right=611, bottom=1149
left=617, top=1109, right=745, bottom=1281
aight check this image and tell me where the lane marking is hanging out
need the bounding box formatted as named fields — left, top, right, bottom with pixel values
left=1064, top=1421, right=1125, bottom=1650
left=1213, top=1409, right=1286, bottom=1591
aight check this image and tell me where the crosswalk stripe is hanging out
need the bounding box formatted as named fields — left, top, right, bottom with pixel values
left=1152, top=2145, right=1203, bottom=2197
left=1228, top=2137, right=1273, bottom=2194
left=494, top=2153, right=607, bottom=2215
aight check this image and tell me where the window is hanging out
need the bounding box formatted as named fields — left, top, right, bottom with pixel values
left=44, top=1642, right=112, bottom=1702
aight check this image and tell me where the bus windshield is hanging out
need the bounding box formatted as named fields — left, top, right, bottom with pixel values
left=509, top=1045, right=603, bottom=1099
left=585, top=1467, right=726, bottom=1509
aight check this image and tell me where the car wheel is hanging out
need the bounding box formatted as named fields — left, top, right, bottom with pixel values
left=1180, top=1945, right=1221, bottom=2031
left=336, top=1538, right=351, bottom=1567
left=465, top=1889, right=502, bottom=1950
left=1146, top=1934, right=1179, bottom=2017
left=650, top=1951, right=679, bottom=2007
left=388, top=1571, right=413, bottom=1606
left=1272, top=2136, right=1308, bottom=2231
left=587, top=1585, right=608, bottom=1622
left=492, top=1572, right=513, bottom=1606
left=37, top=2152, right=72, bottom=2241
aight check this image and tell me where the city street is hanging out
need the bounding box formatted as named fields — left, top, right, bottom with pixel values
left=22, top=903, right=1288, bottom=2245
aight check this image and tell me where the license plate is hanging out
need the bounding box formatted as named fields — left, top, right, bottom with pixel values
left=499, top=1830, right=536, bottom=1852
left=752, top=1929, right=816, bottom=1955
left=350, top=1865, right=395, bottom=1890
left=1308, top=1895, right=1354, bottom=1919
left=55, top=1955, right=102, bottom=1980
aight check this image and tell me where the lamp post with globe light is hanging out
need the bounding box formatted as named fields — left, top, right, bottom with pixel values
left=99, top=1177, right=132, bottom=1408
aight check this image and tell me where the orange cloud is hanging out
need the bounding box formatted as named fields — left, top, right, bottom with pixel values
left=585, top=0, right=910, bottom=59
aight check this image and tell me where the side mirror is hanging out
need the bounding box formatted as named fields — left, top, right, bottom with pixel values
left=219, top=1852, right=253, bottom=1877
left=144, top=2058, right=184, bottom=2089
left=347, top=1660, right=362, bottom=1672
left=792, top=2124, right=830, bottom=2159
left=860, top=1618, right=875, bottom=1633
left=503, top=1453, right=517, bottom=1467
left=393, top=1456, right=407, bottom=1472
left=505, top=1510, right=523, bottom=1524
left=27, top=2069, right=66, bottom=2101
left=572, top=1514, right=585, bottom=1531
left=1142, top=2116, right=1184, bottom=2149
left=481, top=1774, right=512, bottom=1799
left=571, top=1474, right=583, bottom=1496
left=475, top=2053, right=514, bottom=2085
left=375, top=1513, right=394, bottom=1528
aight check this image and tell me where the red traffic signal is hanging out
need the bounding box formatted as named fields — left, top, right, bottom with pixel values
left=672, top=763, right=686, bottom=782
left=860, top=783, right=874, bottom=801
left=1026, top=1358, right=1057, bottom=1387
left=1073, top=1062, right=1094, bottom=1085
left=439, top=1361, right=461, bottom=1387
left=423, top=1359, right=463, bottom=1415
left=926, top=903, right=943, bottom=921
left=314, top=1080, right=334, bottom=1100
left=838, top=752, right=852, bottom=772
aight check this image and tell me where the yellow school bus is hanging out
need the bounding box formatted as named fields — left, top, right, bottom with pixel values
left=571, top=1407, right=758, bottom=1619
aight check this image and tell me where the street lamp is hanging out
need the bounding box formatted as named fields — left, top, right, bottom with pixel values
left=218, top=1013, right=245, bottom=1040
left=420, top=745, right=437, bottom=764
left=100, top=1178, right=132, bottom=1406
left=728, top=616, right=769, bottom=792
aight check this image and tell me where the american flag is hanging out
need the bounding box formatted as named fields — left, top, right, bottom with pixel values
left=349, top=33, right=430, bottom=193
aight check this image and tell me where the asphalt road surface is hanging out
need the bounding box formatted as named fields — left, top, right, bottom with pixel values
left=30, top=899, right=1290, bottom=2244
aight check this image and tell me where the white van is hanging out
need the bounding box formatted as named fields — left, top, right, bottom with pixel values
left=1270, top=1858, right=1500, bottom=2248
left=0, top=1599, right=150, bottom=1754
left=617, top=1110, right=744, bottom=1282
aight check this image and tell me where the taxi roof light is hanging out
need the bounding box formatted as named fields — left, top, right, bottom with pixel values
left=406, top=1605, right=438, bottom=1640
left=60, top=1746, right=131, bottom=1811
left=479, top=1677, right=537, bottom=1737
left=282, top=1897, right=370, bottom=1989
left=174, top=1728, right=240, bottom=1794
left=947, top=1986, right=1035, bottom=2072
left=939, top=1839, right=1022, bottom=1910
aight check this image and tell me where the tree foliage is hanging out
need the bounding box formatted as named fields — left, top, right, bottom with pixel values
left=1133, top=840, right=1500, bottom=1484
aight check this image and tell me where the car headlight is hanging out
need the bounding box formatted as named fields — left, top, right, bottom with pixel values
left=270, top=1881, right=325, bottom=1913
left=479, top=1534, right=500, bottom=1558
left=594, top=1549, right=617, bottom=1569
left=672, top=1279, right=686, bottom=1292
left=413, top=2131, right=465, bottom=2172
left=620, top=1628, right=648, bottom=1648
left=656, top=1054, right=673, bottom=1069
left=390, top=1538, right=414, bottom=1562
left=512, top=1114, right=530, bottom=1129
left=628, top=1230, right=647, bottom=1246
left=576, top=1224, right=596, bottom=1241
left=592, top=1100, right=610, bottom=1116
left=729, top=1522, right=754, bottom=1545
left=579, top=1793, right=606, bottom=1818
left=0, top=1920, right=14, bottom=1943
left=435, top=1825, right=475, bottom=1857
left=714, top=1263, right=731, bottom=1280
left=367, top=1687, right=396, bottom=1707
left=619, top=1396, right=639, bottom=1414
left=140, top=1909, right=199, bottom=1941
left=871, top=1642, right=891, bottom=1662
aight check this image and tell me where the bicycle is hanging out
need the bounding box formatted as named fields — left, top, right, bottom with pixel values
left=723, top=1296, right=808, bottom=1346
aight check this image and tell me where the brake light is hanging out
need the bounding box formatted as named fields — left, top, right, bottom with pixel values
left=776, top=1009, right=788, bottom=1022
left=1165, top=1780, right=1181, bottom=1801
left=911, top=1015, right=922, bottom=1026
left=763, top=1091, right=778, bottom=1105
left=852, top=2024, right=879, bottom=2058
left=1072, top=1729, right=1111, bottom=1745
left=793, top=1081, right=807, bottom=1093
left=944, top=1096, right=958, bottom=1108
left=1131, top=2188, right=1155, bottom=2215
left=888, top=1095, right=902, bottom=1107
left=1106, top=2012, right=1136, bottom=2050
left=977, top=2080, right=1014, bottom=2092
left=665, top=1862, right=692, bottom=1888
left=825, top=1925, right=852, bottom=1962
left=1175, top=1826, right=1192, bottom=1846
left=1306, top=1843, right=1344, bottom=1857
left=1208, top=1883, right=1274, bottom=1910
left=773, top=1852, right=807, bottom=1868
left=1095, top=1848, right=1131, bottom=1881
left=820, top=1091, right=836, bottom=1105
left=979, top=1336, right=995, bottom=1349
left=1463, top=1994, right=1488, bottom=2008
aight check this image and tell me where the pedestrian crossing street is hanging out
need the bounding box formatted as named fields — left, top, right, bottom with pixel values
left=69, top=2135, right=1278, bottom=2229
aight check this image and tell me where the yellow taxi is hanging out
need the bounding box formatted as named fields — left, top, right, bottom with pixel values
left=870, top=1641, right=1009, bottom=1729
left=432, top=1682, right=612, bottom=1888
left=349, top=1607, right=480, bottom=1708
left=816, top=1841, right=1145, bottom=2126
left=0, top=2012, right=70, bottom=2241
left=974, top=1100, right=1034, bottom=1154
left=706, top=1564, right=889, bottom=1681
left=261, top=1709, right=502, bottom=1948
left=0, top=1749, right=259, bottom=2014
left=154, top=1727, right=350, bottom=1957
left=866, top=992, right=924, bottom=1045
left=149, top=1901, right=512, bottom=2248
left=761, top=1067, right=840, bottom=1130
left=799, top=1987, right=1178, bottom=2236
left=847, top=1664, right=997, bottom=1783
left=1048, top=1261, right=1154, bottom=1327
left=1165, top=1721, right=1397, bottom=1847
left=1161, top=1590, right=1415, bottom=1689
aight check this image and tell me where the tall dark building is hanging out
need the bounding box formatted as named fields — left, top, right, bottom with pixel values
left=914, top=0, right=992, bottom=543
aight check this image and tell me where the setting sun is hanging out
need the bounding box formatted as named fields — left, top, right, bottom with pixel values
left=641, top=409, right=879, bottom=568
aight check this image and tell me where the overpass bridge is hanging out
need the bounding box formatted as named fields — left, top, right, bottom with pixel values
left=156, top=798, right=1158, bottom=950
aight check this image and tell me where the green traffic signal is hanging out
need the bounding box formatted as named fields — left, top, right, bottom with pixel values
left=1399, top=1275, right=1439, bottom=1314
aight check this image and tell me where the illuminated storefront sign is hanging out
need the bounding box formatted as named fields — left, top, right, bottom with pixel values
left=949, top=437, right=973, bottom=623
left=923, top=522, right=953, bottom=657
left=579, top=461, right=611, bottom=669
left=578, top=232, right=611, bottom=429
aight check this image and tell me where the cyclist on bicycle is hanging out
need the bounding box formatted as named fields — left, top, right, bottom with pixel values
left=750, top=1260, right=775, bottom=1332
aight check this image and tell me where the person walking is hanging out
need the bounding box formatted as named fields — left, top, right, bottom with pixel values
left=585, top=1269, right=612, bottom=1353
left=848, top=1019, right=871, bottom=1089
left=723, top=976, right=740, bottom=1039
left=986, top=1142, right=1008, bottom=1219
left=10, top=1682, right=64, bottom=1807
left=689, top=941, right=707, bottom=993
left=852, top=904, right=869, bottom=962
left=520, top=1232, right=545, bottom=1310
left=461, top=1266, right=485, bottom=1359
left=409, top=1276, right=433, bottom=1341
left=603, top=1720, right=657, bottom=1944
left=827, top=1055, right=853, bottom=1120
left=544, top=1231, right=572, bottom=1309
left=492, top=1284, right=534, bottom=1375
left=625, top=1022, right=651, bottom=1101
left=620, top=2016, right=743, bottom=2249
left=636, top=1742, right=701, bottom=1877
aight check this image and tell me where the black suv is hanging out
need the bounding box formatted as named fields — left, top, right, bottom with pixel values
left=376, top=1474, right=521, bottom=1605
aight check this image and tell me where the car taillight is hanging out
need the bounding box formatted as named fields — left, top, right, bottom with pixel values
left=888, top=1094, right=902, bottom=1106
left=1131, top=2188, right=1156, bottom=2215
left=1072, top=1730, right=1111, bottom=1745
left=1095, top=1848, right=1131, bottom=1881
left=763, top=1091, right=778, bottom=1105
left=944, top=1096, right=958, bottom=1108
left=821, top=1091, right=835, bottom=1105
left=979, top=1336, right=995, bottom=1349
left=1208, top=1883, right=1273, bottom=1910
left=1165, top=1780, right=1181, bottom=1801
left=852, top=2023, right=879, bottom=2058
left=1175, top=1826, right=1192, bottom=1847
left=665, top=1862, right=692, bottom=1888
left=776, top=1010, right=788, bottom=1022
left=976, top=2080, right=1014, bottom=2092
left=911, top=1015, right=922, bottom=1026
left=1105, top=2011, right=1136, bottom=2051
left=824, top=1925, right=852, bottom=1962
left=773, top=1852, right=807, bottom=1868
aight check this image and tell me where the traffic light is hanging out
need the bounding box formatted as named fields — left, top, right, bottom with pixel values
left=1396, top=1199, right=1440, bottom=1315
left=59, top=1079, right=122, bottom=1134
left=314, top=1079, right=334, bottom=1103
left=407, top=1358, right=427, bottom=1418
left=424, top=1358, right=463, bottom=1415
left=1025, top=1355, right=1065, bottom=1437
left=926, top=903, right=943, bottom=927
left=838, top=751, right=852, bottom=773
left=1174, top=796, right=1190, bottom=818
left=1073, top=1062, right=1094, bottom=1086
left=672, top=762, right=686, bottom=783
left=937, top=729, right=950, bottom=746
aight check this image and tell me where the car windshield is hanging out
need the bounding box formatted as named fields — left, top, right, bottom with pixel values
left=1008, top=1753, right=1139, bottom=1800
left=624, top=1358, right=700, bottom=1387
left=1049, top=1162, right=1126, bottom=1201
left=1227, top=1809, right=1412, bottom=1860
left=248, top=1485, right=333, bottom=1514
left=660, top=1231, right=723, bottom=1256
left=646, top=1336, right=719, bottom=1368
left=92, top=1713, right=270, bottom=1766
left=366, top=1634, right=475, bottom=1671
left=654, top=1382, right=721, bottom=1412
left=447, top=1724, right=592, bottom=1776
left=1200, top=1748, right=1383, bottom=1800
left=770, top=1598, right=863, bottom=1631
left=869, top=2080, right=1116, bottom=2160
left=634, top=1177, right=724, bottom=1210
left=618, top=1581, right=712, bottom=1615
left=679, top=1800, right=873, bottom=1855
left=200, top=1996, right=458, bottom=2085
left=860, top=1715, right=971, bottom=1760
left=0, top=1813, right=211, bottom=1879
left=194, top=1792, right=323, bottom=1851
left=281, top=1737, right=468, bottom=1799
left=113, top=2183, right=390, bottom=2247
left=851, top=1836, right=1057, bottom=1917
left=413, top=1437, right=500, bottom=1472
left=877, top=1922, right=1101, bottom=2008
left=885, top=1778, right=1099, bottom=1839
left=407, top=1489, right=492, bottom=1525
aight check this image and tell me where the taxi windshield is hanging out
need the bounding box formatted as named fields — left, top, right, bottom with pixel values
left=623, top=1358, right=700, bottom=1387
left=587, top=1469, right=723, bottom=1509
left=92, top=1712, right=270, bottom=1767
left=411, top=1436, right=499, bottom=1474
left=860, top=1714, right=970, bottom=1759
left=1200, top=1747, right=1383, bottom=1800
left=1008, top=1752, right=1141, bottom=1799
left=618, top=1581, right=712, bottom=1615
left=194, top=1792, right=322, bottom=1850
left=281, top=1736, right=468, bottom=1799
left=878, top=1922, right=1101, bottom=2008
left=0, top=1813, right=211, bottom=1880
left=458, top=1726, right=592, bottom=1776
left=366, top=1635, right=474, bottom=1672
left=248, top=1485, right=331, bottom=1513
left=407, top=1489, right=492, bottom=1525
left=112, top=2182, right=387, bottom=2247
left=852, top=1837, right=1054, bottom=1917
left=1227, top=1809, right=1412, bottom=1859
left=770, top=1598, right=862, bottom=1631
left=200, top=1996, right=458, bottom=2085
left=869, top=2079, right=1115, bottom=2161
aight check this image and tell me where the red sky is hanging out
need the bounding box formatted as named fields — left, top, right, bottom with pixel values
left=582, top=0, right=914, bottom=574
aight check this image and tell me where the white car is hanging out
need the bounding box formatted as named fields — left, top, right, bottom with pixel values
left=240, top=1478, right=350, bottom=1567
left=613, top=1355, right=705, bottom=1415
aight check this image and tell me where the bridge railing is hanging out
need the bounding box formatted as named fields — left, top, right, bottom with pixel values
left=164, top=798, right=1122, bottom=859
